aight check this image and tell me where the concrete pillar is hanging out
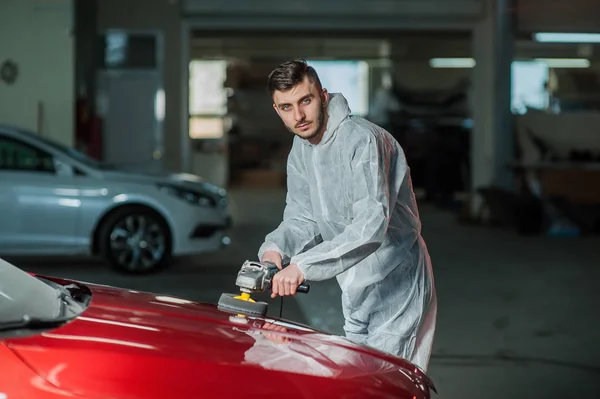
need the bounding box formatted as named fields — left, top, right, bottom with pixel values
left=470, top=0, right=515, bottom=216
left=74, top=0, right=98, bottom=115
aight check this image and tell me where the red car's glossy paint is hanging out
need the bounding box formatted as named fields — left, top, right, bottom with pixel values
left=1, top=275, right=435, bottom=399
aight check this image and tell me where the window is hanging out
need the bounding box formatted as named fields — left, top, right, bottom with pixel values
left=0, top=137, right=55, bottom=173
left=307, top=60, right=370, bottom=116
left=189, top=60, right=228, bottom=116
left=99, top=32, right=158, bottom=69
left=511, top=61, right=550, bottom=114
left=188, top=60, right=229, bottom=139
left=189, top=116, right=232, bottom=140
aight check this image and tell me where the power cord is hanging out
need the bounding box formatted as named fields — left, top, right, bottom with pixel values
left=278, top=262, right=290, bottom=319
left=279, top=296, right=284, bottom=318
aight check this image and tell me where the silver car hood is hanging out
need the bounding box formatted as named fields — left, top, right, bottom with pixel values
left=100, top=169, right=225, bottom=195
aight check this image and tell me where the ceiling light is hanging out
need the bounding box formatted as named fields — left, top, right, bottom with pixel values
left=533, top=33, right=600, bottom=43
left=429, top=58, right=475, bottom=68
left=535, top=58, right=590, bottom=68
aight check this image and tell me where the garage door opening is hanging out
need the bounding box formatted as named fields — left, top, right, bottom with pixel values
left=183, top=33, right=473, bottom=193
left=306, top=60, right=370, bottom=116
left=185, top=36, right=386, bottom=189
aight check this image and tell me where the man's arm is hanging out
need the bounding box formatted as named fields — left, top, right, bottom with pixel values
left=257, top=146, right=322, bottom=264
left=291, top=133, right=405, bottom=281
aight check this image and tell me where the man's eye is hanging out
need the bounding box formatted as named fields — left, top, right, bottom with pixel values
left=302, top=98, right=310, bottom=104
left=282, top=105, right=290, bottom=110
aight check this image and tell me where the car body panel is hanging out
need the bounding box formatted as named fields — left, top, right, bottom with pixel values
left=0, top=343, right=76, bottom=398
left=0, top=171, right=82, bottom=253
left=0, top=124, right=231, bottom=259
left=2, top=275, right=435, bottom=399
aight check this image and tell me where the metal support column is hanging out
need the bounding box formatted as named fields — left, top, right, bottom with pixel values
left=493, top=0, right=515, bottom=189
left=470, top=0, right=515, bottom=217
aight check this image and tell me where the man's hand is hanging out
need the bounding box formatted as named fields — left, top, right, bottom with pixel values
left=261, top=250, right=283, bottom=270
left=271, top=264, right=305, bottom=298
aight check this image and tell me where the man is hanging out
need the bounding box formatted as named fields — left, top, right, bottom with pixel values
left=257, top=59, right=437, bottom=372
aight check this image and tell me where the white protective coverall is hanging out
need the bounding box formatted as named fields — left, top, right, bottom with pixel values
left=258, top=93, right=437, bottom=371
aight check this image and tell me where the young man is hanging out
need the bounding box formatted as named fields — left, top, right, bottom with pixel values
left=257, top=59, right=437, bottom=371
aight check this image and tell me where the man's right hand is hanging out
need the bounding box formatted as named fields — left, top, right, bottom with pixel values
left=261, top=250, right=283, bottom=270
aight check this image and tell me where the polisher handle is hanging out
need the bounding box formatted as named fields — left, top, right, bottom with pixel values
left=262, top=261, right=310, bottom=294
left=297, top=282, right=310, bottom=294
left=281, top=262, right=310, bottom=294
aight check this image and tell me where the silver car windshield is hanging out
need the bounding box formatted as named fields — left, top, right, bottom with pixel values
left=0, top=257, right=62, bottom=322
left=14, top=127, right=106, bottom=170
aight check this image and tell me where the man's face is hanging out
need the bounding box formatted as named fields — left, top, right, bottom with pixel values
left=272, top=76, right=329, bottom=142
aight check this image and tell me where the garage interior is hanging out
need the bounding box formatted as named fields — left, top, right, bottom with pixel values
left=173, top=30, right=600, bottom=394
left=186, top=32, right=473, bottom=199
left=3, top=0, right=600, bottom=397
left=186, top=30, right=600, bottom=222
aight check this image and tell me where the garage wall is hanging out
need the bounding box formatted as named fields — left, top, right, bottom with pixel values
left=0, top=0, right=74, bottom=146
left=183, top=0, right=482, bottom=16
left=189, top=35, right=600, bottom=94
left=393, top=63, right=471, bottom=90
left=189, top=36, right=472, bottom=92
left=182, top=0, right=483, bottom=30
left=96, top=0, right=182, bottom=172
left=518, top=0, right=600, bottom=33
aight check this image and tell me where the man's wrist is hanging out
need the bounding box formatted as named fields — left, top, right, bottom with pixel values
left=258, top=242, right=286, bottom=261
left=293, top=259, right=309, bottom=281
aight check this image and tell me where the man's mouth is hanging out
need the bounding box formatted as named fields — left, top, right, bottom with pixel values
left=297, top=122, right=311, bottom=131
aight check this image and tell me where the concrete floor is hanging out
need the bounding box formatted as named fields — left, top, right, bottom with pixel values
left=17, top=188, right=600, bottom=398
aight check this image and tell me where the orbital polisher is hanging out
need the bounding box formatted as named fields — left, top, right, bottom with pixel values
left=217, top=260, right=310, bottom=316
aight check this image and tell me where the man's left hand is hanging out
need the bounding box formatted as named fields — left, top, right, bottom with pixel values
left=271, top=264, right=305, bottom=298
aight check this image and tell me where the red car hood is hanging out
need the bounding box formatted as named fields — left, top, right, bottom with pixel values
left=5, top=276, right=434, bottom=399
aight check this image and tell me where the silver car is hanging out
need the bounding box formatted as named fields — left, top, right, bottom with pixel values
left=0, top=124, right=232, bottom=274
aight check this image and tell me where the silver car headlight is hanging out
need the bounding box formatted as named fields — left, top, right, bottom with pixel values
left=200, top=181, right=227, bottom=198
left=156, top=183, right=216, bottom=207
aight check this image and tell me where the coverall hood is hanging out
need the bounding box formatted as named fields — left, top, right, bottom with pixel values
left=300, top=92, right=351, bottom=147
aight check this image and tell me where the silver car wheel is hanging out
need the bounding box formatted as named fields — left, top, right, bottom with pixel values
left=108, top=214, right=166, bottom=272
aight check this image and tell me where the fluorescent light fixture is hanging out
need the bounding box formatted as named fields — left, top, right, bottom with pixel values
left=534, top=33, right=600, bottom=43
left=535, top=58, right=590, bottom=68
left=429, top=58, right=475, bottom=68
left=155, top=89, right=165, bottom=122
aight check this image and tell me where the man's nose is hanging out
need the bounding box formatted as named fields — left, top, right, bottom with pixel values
left=293, top=108, right=305, bottom=121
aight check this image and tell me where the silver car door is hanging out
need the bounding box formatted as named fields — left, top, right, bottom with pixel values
left=0, top=135, right=82, bottom=255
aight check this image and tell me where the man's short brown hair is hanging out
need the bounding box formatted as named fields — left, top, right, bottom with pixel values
left=267, top=59, right=322, bottom=97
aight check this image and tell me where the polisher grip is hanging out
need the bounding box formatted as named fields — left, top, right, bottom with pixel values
left=280, top=263, right=310, bottom=294
left=261, top=261, right=310, bottom=294
left=297, top=282, right=310, bottom=294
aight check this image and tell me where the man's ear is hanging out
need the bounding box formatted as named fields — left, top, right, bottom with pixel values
left=321, top=89, right=329, bottom=107
left=272, top=102, right=281, bottom=116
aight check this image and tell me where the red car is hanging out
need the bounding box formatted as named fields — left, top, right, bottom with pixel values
left=1, top=258, right=436, bottom=398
